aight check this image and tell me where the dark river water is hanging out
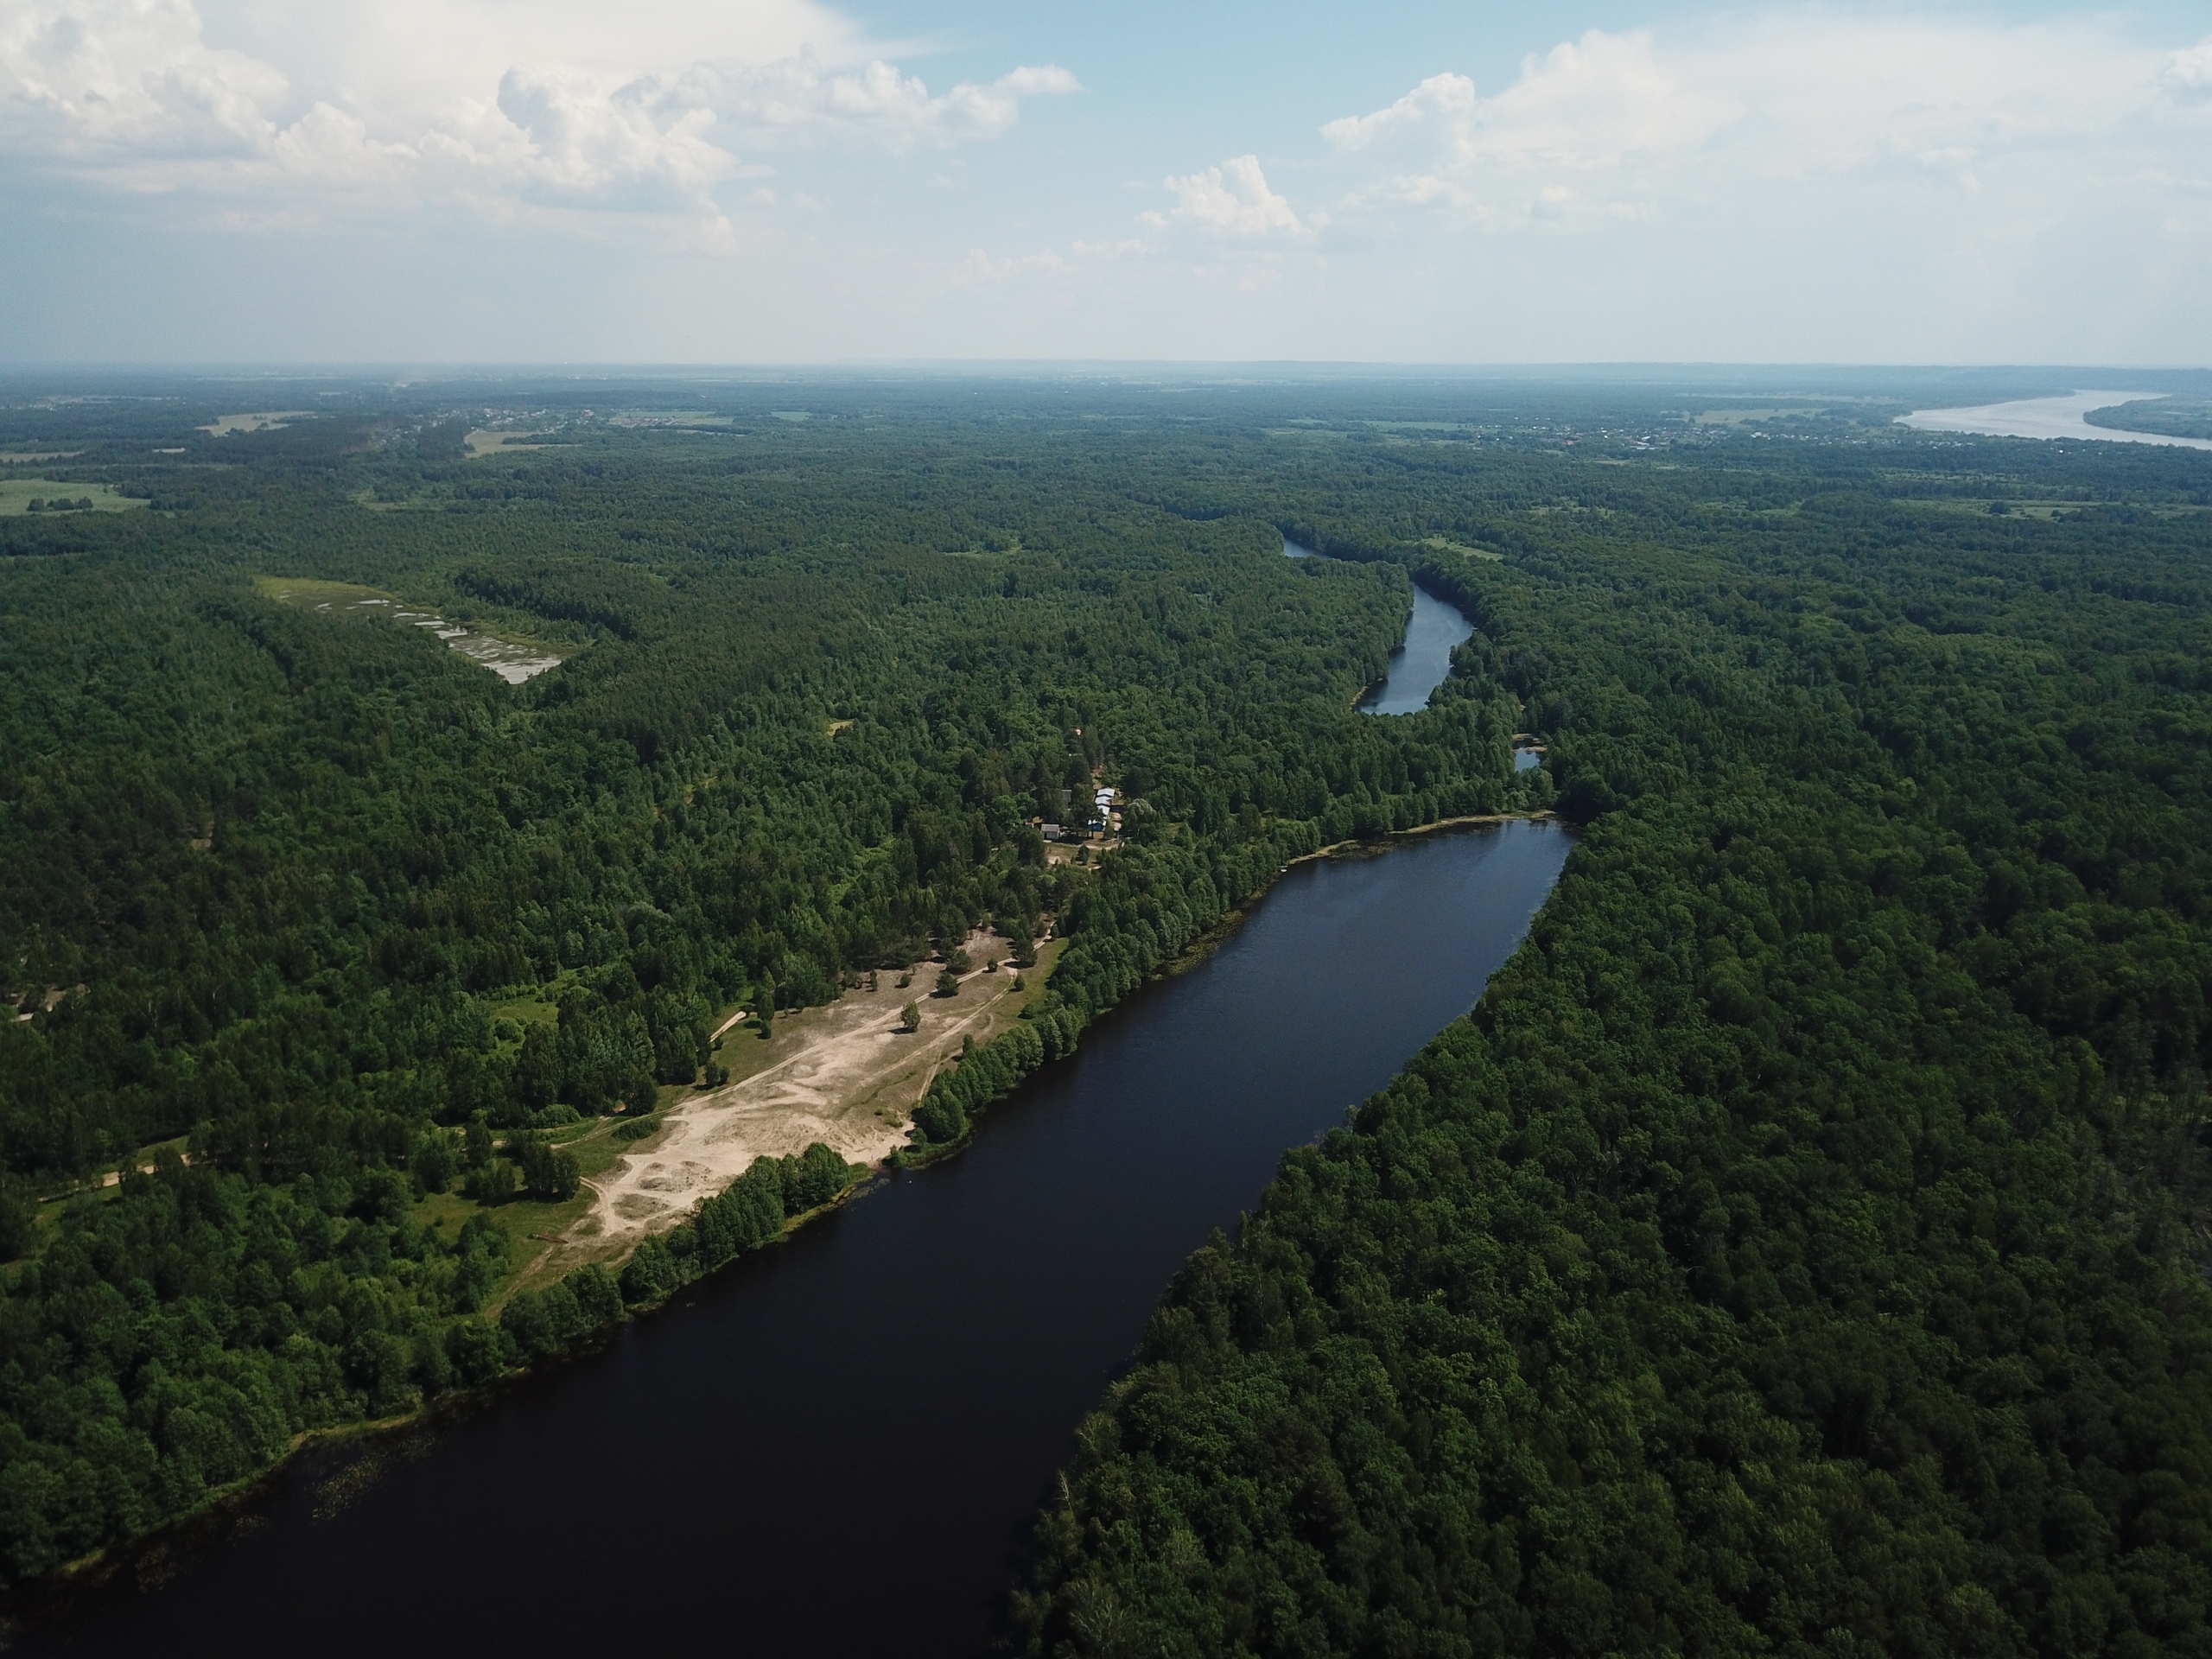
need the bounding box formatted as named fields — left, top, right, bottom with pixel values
left=1282, top=537, right=1474, bottom=715
left=1357, top=587, right=1476, bottom=715
left=20, top=822, right=1572, bottom=1659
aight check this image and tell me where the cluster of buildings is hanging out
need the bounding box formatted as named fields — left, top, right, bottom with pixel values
left=1040, top=785, right=1119, bottom=843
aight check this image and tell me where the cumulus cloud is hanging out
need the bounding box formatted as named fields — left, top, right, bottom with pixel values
left=1319, top=19, right=2212, bottom=232
left=2169, top=38, right=2212, bottom=94
left=1160, top=155, right=1308, bottom=237
left=0, top=0, right=1078, bottom=220
left=0, top=0, right=287, bottom=165
left=681, top=55, right=1079, bottom=149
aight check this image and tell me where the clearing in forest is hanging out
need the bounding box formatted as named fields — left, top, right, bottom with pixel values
left=542, top=933, right=1059, bottom=1280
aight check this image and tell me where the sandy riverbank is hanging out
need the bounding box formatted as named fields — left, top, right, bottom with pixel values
left=545, top=931, right=1045, bottom=1274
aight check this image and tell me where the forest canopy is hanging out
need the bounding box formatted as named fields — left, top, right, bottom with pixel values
left=3, top=375, right=2212, bottom=1657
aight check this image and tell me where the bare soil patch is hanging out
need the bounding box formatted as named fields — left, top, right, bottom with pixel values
left=544, top=932, right=1051, bottom=1277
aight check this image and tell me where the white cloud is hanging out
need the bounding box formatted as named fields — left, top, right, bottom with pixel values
left=0, top=0, right=286, bottom=164
left=1319, top=19, right=2212, bottom=232
left=0, top=0, right=1077, bottom=221
left=957, top=235, right=1147, bottom=285
left=1161, top=154, right=1309, bottom=237
left=2168, top=38, right=2212, bottom=94
left=680, top=54, right=1078, bottom=150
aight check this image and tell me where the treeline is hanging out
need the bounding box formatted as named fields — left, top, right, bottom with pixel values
left=0, top=1150, right=511, bottom=1579
left=0, top=1128, right=866, bottom=1581
left=1026, top=430, right=2212, bottom=1656
left=0, top=404, right=1538, bottom=1583
left=500, top=1141, right=866, bottom=1357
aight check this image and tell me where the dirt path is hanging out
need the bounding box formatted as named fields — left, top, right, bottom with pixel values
left=550, top=934, right=1033, bottom=1272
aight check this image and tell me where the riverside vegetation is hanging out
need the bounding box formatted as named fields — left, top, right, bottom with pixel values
left=1023, top=404, right=2212, bottom=1657
left=0, top=381, right=1537, bottom=1585
left=4, top=379, right=2212, bottom=1654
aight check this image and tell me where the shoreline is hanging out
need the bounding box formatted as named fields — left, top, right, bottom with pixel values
left=8, top=804, right=1564, bottom=1613
left=1163, top=809, right=1560, bottom=980
left=897, top=809, right=1560, bottom=1157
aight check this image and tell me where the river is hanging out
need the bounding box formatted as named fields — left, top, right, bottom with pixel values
left=1283, top=537, right=1475, bottom=714
left=20, top=820, right=1573, bottom=1659
left=1897, top=391, right=2212, bottom=452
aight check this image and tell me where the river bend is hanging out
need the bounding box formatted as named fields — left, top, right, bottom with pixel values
left=24, top=823, right=1572, bottom=1659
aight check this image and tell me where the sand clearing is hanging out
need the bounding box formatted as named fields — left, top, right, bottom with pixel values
left=551, top=932, right=1038, bottom=1269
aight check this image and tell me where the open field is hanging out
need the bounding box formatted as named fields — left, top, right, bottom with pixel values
left=254, top=575, right=573, bottom=682
left=464, top=429, right=549, bottom=456
left=1692, top=404, right=1829, bottom=424
left=0, top=480, right=142, bottom=515
left=1416, top=534, right=1503, bottom=561
left=253, top=575, right=396, bottom=607
left=202, top=411, right=310, bottom=435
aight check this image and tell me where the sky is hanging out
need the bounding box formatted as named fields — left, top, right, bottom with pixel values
left=1, top=0, right=2208, bottom=364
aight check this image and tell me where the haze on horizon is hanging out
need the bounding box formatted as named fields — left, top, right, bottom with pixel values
left=1, top=0, right=2208, bottom=366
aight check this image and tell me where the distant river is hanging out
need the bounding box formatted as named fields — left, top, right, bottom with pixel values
left=21, top=821, right=1573, bottom=1659
left=1897, top=391, right=2212, bottom=452
left=1283, top=537, right=1475, bottom=713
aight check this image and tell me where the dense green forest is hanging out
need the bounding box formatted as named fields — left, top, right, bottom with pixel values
left=2085, top=399, right=2212, bottom=442
left=0, top=381, right=1538, bottom=1582
left=3, top=375, right=2212, bottom=1656
left=1019, top=401, right=2212, bottom=1658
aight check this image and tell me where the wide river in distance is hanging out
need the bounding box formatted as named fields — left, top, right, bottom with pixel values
left=1897, top=390, right=2212, bottom=451
left=22, top=820, right=1573, bottom=1659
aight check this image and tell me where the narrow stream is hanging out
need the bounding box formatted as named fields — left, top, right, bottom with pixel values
left=1283, top=537, right=1474, bottom=714
left=1357, top=586, right=1475, bottom=715
left=19, top=824, right=1570, bottom=1659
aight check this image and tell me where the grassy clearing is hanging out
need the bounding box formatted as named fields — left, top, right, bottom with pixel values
left=464, top=429, right=548, bottom=457
left=348, top=488, right=445, bottom=512
left=490, top=993, right=561, bottom=1029
left=253, top=575, right=397, bottom=608
left=1416, top=534, right=1503, bottom=562
left=611, top=410, right=733, bottom=428
left=1692, top=405, right=1827, bottom=426
left=255, top=576, right=574, bottom=680
left=410, top=1125, right=613, bottom=1304
left=201, top=412, right=309, bottom=436
left=1902, top=499, right=2124, bottom=522
left=1020, top=938, right=1069, bottom=1009
left=0, top=480, right=143, bottom=517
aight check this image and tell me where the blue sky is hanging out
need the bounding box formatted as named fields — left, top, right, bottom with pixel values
left=2, top=0, right=2208, bottom=363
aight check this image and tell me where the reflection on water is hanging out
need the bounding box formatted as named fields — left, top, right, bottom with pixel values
left=1897, top=391, right=2212, bottom=452
left=1281, top=536, right=1477, bottom=717
left=1359, top=587, right=1474, bottom=715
